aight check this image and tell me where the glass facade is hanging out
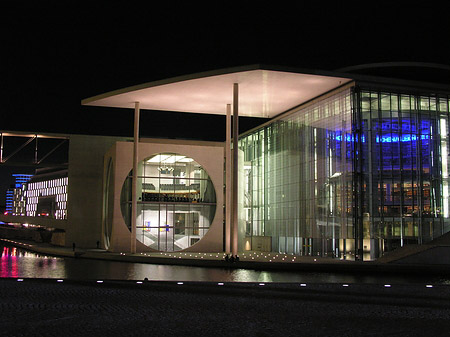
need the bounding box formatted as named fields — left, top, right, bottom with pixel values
left=239, top=86, right=450, bottom=260
left=356, top=89, right=450, bottom=258
left=121, top=153, right=216, bottom=252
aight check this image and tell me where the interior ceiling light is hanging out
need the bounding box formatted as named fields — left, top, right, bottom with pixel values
left=161, top=155, right=186, bottom=164
left=147, top=154, right=171, bottom=163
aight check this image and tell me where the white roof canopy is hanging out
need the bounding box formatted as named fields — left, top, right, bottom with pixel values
left=82, top=65, right=352, bottom=118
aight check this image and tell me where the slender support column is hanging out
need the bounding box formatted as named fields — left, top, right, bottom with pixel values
left=232, top=83, right=239, bottom=256
left=225, top=104, right=232, bottom=253
left=131, top=102, right=140, bottom=253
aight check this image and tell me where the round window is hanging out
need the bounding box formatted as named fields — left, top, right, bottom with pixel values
left=120, top=153, right=216, bottom=251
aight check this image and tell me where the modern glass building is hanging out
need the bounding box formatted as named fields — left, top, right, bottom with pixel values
left=239, top=82, right=450, bottom=260
left=77, top=64, right=450, bottom=259
left=4, top=63, right=446, bottom=260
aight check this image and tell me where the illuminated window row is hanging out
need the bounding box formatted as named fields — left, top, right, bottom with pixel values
left=26, top=186, right=67, bottom=197
left=27, top=177, right=68, bottom=190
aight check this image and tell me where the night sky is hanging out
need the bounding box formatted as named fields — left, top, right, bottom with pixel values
left=0, top=2, right=449, bottom=209
left=2, top=2, right=449, bottom=141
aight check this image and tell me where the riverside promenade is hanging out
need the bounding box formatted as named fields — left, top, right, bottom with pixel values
left=3, top=238, right=450, bottom=336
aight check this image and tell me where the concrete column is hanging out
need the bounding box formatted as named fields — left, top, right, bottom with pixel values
left=131, top=101, right=140, bottom=253
left=225, top=104, right=232, bottom=253
left=232, top=83, right=239, bottom=256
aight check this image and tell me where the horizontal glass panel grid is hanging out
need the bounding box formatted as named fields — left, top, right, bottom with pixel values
left=136, top=226, right=209, bottom=229
left=138, top=201, right=216, bottom=205
left=133, top=175, right=210, bottom=180
left=358, top=89, right=450, bottom=256
left=121, top=152, right=217, bottom=252
left=239, top=88, right=353, bottom=257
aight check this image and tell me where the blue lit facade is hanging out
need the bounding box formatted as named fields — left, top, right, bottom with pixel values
left=5, top=174, right=32, bottom=215
left=355, top=88, right=450, bottom=259
left=239, top=84, right=450, bottom=260
left=5, top=190, right=13, bottom=214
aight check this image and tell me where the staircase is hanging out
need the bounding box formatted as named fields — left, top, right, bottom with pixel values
left=376, top=231, right=450, bottom=265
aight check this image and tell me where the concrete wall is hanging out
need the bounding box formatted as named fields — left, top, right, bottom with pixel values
left=65, top=134, right=129, bottom=248
left=0, top=226, right=56, bottom=243
left=107, top=139, right=224, bottom=253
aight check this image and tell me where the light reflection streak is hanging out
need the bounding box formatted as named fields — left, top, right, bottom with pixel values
left=1, top=246, right=18, bottom=278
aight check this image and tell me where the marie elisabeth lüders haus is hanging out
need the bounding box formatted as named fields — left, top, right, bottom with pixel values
left=2, top=63, right=450, bottom=261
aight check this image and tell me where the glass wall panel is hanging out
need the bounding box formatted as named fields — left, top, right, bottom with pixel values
left=358, top=90, right=450, bottom=255
left=239, top=86, right=450, bottom=260
left=239, top=88, right=353, bottom=258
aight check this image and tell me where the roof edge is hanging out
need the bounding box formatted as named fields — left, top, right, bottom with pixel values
left=336, top=61, right=450, bottom=73
left=81, top=64, right=353, bottom=106
left=81, top=64, right=264, bottom=105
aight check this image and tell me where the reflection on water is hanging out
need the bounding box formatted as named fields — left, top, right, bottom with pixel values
left=1, top=244, right=449, bottom=283
left=1, top=246, right=64, bottom=279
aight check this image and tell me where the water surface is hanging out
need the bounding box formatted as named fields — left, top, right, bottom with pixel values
left=1, top=244, right=448, bottom=284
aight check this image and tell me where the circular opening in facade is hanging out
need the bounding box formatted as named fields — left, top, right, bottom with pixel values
left=120, top=153, right=216, bottom=251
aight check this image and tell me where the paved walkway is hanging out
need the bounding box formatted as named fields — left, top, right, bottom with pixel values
left=1, top=237, right=352, bottom=264
left=2, top=278, right=450, bottom=337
